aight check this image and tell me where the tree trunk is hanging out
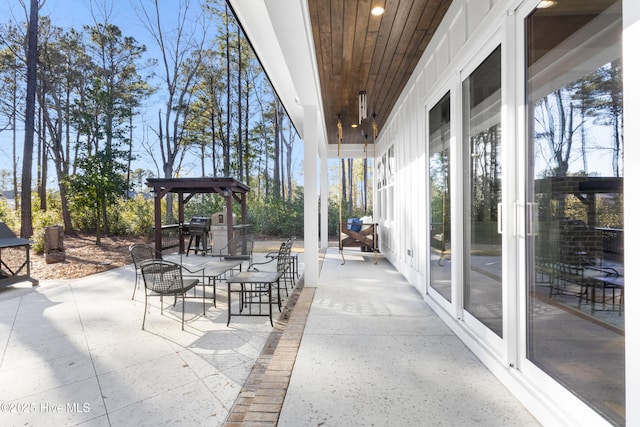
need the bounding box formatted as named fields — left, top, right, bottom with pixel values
left=224, top=5, right=231, bottom=176
left=273, top=101, right=281, bottom=197
left=286, top=129, right=293, bottom=202
left=200, top=126, right=206, bottom=176
left=348, top=158, right=353, bottom=215
left=40, top=78, right=76, bottom=235
left=211, top=109, right=217, bottom=176
left=39, top=107, right=48, bottom=211
left=101, top=196, right=108, bottom=234
left=237, top=23, right=243, bottom=181
left=58, top=180, right=75, bottom=235
left=244, top=76, right=250, bottom=185
left=20, top=0, right=38, bottom=238
left=127, top=109, right=133, bottom=197
left=363, top=158, right=368, bottom=212
left=282, top=119, right=294, bottom=202
left=11, top=66, right=18, bottom=212
left=341, top=159, right=346, bottom=203
left=95, top=202, right=101, bottom=245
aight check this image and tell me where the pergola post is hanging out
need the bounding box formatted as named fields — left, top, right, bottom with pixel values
left=241, top=192, right=247, bottom=226
left=178, top=191, right=185, bottom=253
left=226, top=194, right=234, bottom=242
left=153, top=192, right=162, bottom=257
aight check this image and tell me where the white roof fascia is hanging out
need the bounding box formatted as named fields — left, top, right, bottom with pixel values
left=228, top=0, right=328, bottom=158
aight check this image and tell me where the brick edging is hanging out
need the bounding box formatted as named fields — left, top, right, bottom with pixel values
left=223, top=279, right=315, bottom=426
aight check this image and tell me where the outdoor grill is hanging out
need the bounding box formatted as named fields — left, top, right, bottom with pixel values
left=186, top=216, right=211, bottom=255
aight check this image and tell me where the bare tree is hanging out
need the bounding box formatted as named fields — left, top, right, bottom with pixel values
left=535, top=90, right=578, bottom=178
left=281, top=115, right=296, bottom=202
left=236, top=21, right=242, bottom=180
left=0, top=32, right=24, bottom=211
left=38, top=24, right=88, bottom=235
left=224, top=2, right=230, bottom=176
left=273, top=98, right=282, bottom=197
left=136, top=0, right=209, bottom=222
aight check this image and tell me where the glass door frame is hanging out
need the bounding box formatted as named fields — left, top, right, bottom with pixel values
left=458, top=29, right=510, bottom=357
left=426, top=78, right=458, bottom=316
left=514, top=0, right=621, bottom=423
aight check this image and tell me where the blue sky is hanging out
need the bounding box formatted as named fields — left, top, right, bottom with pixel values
left=0, top=0, right=185, bottom=180
left=0, top=0, right=304, bottom=189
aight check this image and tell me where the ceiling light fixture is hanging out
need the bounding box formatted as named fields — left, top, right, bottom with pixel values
left=536, top=0, right=557, bottom=8
left=371, top=6, right=385, bottom=16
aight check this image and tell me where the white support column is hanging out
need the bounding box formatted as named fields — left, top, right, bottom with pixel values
left=304, top=105, right=319, bottom=286
left=320, top=154, right=329, bottom=249
left=624, top=0, right=639, bottom=424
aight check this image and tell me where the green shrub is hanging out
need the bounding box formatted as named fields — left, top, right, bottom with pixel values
left=247, top=189, right=304, bottom=237
left=30, top=193, right=64, bottom=253
left=68, top=198, right=95, bottom=232
left=184, top=194, right=225, bottom=219
left=108, top=194, right=155, bottom=236
left=6, top=186, right=312, bottom=243
left=0, top=198, right=19, bottom=231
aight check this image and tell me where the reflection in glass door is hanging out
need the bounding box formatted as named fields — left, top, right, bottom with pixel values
left=525, top=1, right=624, bottom=424
left=463, top=47, right=502, bottom=337
left=429, top=93, right=451, bottom=301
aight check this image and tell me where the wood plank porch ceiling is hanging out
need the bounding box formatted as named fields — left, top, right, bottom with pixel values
left=308, top=0, right=452, bottom=147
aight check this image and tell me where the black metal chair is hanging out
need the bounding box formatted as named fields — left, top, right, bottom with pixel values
left=129, top=244, right=156, bottom=300
left=140, top=260, right=199, bottom=330
left=249, top=239, right=294, bottom=297
left=272, top=237, right=298, bottom=285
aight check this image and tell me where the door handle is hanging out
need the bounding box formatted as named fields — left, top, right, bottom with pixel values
left=526, top=202, right=538, bottom=236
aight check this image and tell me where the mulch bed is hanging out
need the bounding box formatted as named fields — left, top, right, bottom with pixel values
left=28, top=233, right=149, bottom=281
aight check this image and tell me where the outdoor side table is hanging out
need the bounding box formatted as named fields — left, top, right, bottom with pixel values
left=226, top=271, right=282, bottom=326
left=179, top=258, right=242, bottom=312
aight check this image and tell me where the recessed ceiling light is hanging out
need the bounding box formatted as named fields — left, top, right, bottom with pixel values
left=371, top=6, right=385, bottom=16
left=351, top=124, right=358, bottom=128
left=536, top=0, right=557, bottom=8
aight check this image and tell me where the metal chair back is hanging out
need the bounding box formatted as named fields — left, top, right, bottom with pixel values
left=129, top=244, right=156, bottom=299
left=139, top=259, right=198, bottom=330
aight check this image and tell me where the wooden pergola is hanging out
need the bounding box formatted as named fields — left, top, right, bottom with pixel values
left=146, top=177, right=250, bottom=255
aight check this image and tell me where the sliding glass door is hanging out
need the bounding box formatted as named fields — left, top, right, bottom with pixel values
left=429, top=92, right=451, bottom=302
left=525, top=1, right=624, bottom=424
left=463, top=47, right=503, bottom=337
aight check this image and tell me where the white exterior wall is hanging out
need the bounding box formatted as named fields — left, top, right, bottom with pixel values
left=376, top=0, right=500, bottom=289
left=374, top=0, right=637, bottom=425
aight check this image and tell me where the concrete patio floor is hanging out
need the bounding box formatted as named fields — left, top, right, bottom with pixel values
left=0, top=252, right=283, bottom=427
left=0, top=248, right=539, bottom=426
left=275, top=249, right=539, bottom=427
